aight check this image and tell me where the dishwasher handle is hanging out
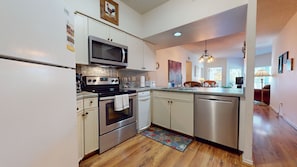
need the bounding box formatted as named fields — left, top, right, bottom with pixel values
left=199, top=98, right=232, bottom=104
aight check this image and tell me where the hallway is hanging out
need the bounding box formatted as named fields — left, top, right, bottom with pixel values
left=253, top=104, right=297, bottom=166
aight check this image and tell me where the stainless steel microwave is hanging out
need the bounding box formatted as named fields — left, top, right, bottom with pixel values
left=89, top=36, right=128, bottom=67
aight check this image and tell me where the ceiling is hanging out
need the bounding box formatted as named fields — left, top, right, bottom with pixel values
left=121, top=0, right=169, bottom=14
left=121, top=0, right=297, bottom=58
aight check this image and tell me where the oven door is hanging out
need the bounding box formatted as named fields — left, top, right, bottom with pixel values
left=99, top=94, right=136, bottom=135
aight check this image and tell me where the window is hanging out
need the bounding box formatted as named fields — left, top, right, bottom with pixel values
left=207, top=67, right=222, bottom=86
left=229, top=68, right=242, bottom=87
left=254, top=66, right=271, bottom=89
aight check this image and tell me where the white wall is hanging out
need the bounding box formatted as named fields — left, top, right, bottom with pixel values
left=255, top=53, right=272, bottom=67
left=149, top=46, right=200, bottom=87
left=142, top=0, right=247, bottom=38
left=271, top=11, right=297, bottom=129
left=65, top=0, right=143, bottom=37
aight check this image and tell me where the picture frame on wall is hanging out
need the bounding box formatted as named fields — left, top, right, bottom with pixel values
left=283, top=51, right=289, bottom=64
left=286, top=58, right=294, bottom=71
left=100, top=0, right=119, bottom=25
left=278, top=55, right=283, bottom=73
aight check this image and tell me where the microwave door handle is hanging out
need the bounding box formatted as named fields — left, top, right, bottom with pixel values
left=122, top=48, right=126, bottom=63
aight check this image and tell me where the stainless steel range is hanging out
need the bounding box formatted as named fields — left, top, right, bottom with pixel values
left=82, top=76, right=137, bottom=153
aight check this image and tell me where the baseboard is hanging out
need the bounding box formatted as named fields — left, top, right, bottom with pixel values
left=282, top=117, right=297, bottom=131
left=242, top=157, right=254, bottom=166
left=270, top=105, right=297, bottom=131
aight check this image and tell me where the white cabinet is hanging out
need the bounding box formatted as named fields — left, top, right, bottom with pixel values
left=152, top=96, right=170, bottom=129
left=76, top=99, right=84, bottom=161
left=152, top=91, right=194, bottom=136
left=143, top=41, right=156, bottom=71
left=126, top=35, right=156, bottom=71
left=126, top=35, right=143, bottom=70
left=76, top=96, right=98, bottom=161
left=88, top=19, right=126, bottom=45
left=74, top=14, right=89, bottom=65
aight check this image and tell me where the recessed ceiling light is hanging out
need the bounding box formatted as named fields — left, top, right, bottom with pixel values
left=173, top=32, right=182, bottom=37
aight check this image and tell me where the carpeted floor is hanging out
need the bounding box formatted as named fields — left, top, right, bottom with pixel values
left=141, top=126, right=193, bottom=152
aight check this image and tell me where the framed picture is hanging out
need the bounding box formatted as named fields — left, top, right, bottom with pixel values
left=100, top=0, right=119, bottom=25
left=283, top=51, right=289, bottom=64
left=278, top=55, right=283, bottom=73
left=168, top=60, right=182, bottom=86
left=286, top=58, right=294, bottom=71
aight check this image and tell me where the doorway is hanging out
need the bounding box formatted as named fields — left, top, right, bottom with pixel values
left=186, top=61, right=192, bottom=81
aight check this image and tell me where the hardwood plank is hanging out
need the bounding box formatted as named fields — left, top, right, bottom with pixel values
left=253, top=104, right=297, bottom=167
left=80, top=134, right=248, bottom=167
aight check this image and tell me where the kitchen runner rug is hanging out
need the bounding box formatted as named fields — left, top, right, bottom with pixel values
left=141, top=126, right=193, bottom=152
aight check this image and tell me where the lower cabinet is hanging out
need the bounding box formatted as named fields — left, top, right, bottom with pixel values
left=76, top=97, right=98, bottom=161
left=152, top=91, right=194, bottom=136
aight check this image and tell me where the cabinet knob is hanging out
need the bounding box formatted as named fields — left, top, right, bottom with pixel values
left=77, top=107, right=79, bottom=110
left=110, top=39, right=113, bottom=42
left=90, top=101, right=93, bottom=104
left=85, top=112, right=89, bottom=115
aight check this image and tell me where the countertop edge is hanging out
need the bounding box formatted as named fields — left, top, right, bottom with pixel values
left=77, top=91, right=98, bottom=100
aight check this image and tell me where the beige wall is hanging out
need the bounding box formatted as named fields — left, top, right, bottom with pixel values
left=149, top=46, right=200, bottom=87
left=271, top=11, right=297, bottom=129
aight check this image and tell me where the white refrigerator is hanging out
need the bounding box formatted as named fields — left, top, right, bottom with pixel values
left=0, top=1, right=78, bottom=167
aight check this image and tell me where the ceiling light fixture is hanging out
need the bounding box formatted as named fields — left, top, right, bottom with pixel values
left=173, top=32, right=182, bottom=37
left=199, top=40, right=214, bottom=63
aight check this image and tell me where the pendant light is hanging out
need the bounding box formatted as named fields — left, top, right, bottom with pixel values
left=199, top=40, right=214, bottom=63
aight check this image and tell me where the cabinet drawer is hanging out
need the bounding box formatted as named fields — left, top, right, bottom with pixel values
left=153, top=91, right=193, bottom=101
left=76, top=99, right=83, bottom=112
left=83, top=97, right=98, bottom=109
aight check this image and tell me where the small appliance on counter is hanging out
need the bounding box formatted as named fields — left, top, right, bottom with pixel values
left=140, top=76, right=145, bottom=88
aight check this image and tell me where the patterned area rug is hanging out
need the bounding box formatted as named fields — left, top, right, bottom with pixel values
left=141, top=126, right=193, bottom=152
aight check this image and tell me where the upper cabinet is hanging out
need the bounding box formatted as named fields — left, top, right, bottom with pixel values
left=74, top=14, right=156, bottom=71
left=143, top=41, right=156, bottom=71
left=74, top=13, right=88, bottom=65
left=126, top=35, right=156, bottom=71
left=88, top=19, right=126, bottom=45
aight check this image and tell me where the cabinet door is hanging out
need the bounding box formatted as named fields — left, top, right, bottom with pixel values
left=109, top=26, right=127, bottom=45
left=88, top=19, right=109, bottom=40
left=126, top=35, right=143, bottom=70
left=83, top=107, right=99, bottom=155
left=76, top=100, right=84, bottom=160
left=171, top=99, right=194, bottom=136
left=152, top=97, right=170, bottom=129
left=74, top=14, right=88, bottom=64
left=143, top=41, right=156, bottom=71
left=76, top=110, right=84, bottom=161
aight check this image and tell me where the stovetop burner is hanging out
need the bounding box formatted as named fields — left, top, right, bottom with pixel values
left=82, top=76, right=136, bottom=97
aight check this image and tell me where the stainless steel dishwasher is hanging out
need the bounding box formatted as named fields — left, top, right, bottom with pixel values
left=194, top=94, right=239, bottom=149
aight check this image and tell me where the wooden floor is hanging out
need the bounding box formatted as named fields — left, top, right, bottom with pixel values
left=80, top=104, right=297, bottom=167
left=253, top=104, right=297, bottom=167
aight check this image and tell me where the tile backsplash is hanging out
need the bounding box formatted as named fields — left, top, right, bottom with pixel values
left=76, top=65, right=149, bottom=88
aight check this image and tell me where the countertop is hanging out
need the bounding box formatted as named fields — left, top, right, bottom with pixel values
left=76, top=91, right=98, bottom=100
left=124, top=87, right=244, bottom=97
left=153, top=87, right=245, bottom=97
